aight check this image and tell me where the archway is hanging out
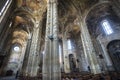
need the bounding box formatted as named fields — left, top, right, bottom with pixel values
left=107, top=40, right=120, bottom=72
left=85, top=1, right=120, bottom=72
left=6, top=70, right=13, bottom=76
left=69, top=54, right=76, bottom=72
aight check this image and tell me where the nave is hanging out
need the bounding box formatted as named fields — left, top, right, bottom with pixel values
left=0, top=0, right=120, bottom=80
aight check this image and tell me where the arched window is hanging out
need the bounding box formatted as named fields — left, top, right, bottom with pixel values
left=67, top=39, right=72, bottom=50
left=102, top=20, right=113, bottom=35
left=12, top=44, right=21, bottom=52
left=59, top=45, right=62, bottom=63
left=13, top=46, right=20, bottom=52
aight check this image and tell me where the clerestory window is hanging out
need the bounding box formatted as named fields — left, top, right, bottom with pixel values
left=102, top=20, right=113, bottom=35
left=67, top=39, right=72, bottom=50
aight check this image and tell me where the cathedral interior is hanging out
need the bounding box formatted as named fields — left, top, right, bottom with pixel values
left=0, top=0, right=120, bottom=80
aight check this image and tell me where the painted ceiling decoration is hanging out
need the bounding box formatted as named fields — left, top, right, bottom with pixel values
left=12, top=0, right=111, bottom=45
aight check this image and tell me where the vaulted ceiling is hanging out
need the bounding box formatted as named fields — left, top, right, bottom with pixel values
left=15, top=0, right=99, bottom=35
left=11, top=0, right=113, bottom=46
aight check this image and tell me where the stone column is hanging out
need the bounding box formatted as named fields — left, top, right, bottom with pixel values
left=60, top=42, right=64, bottom=72
left=98, top=39, right=114, bottom=71
left=26, top=23, right=41, bottom=76
left=21, top=39, right=32, bottom=76
left=42, top=0, right=61, bottom=80
left=80, top=21, right=101, bottom=74
left=80, top=35, right=89, bottom=71
left=18, top=42, right=27, bottom=74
